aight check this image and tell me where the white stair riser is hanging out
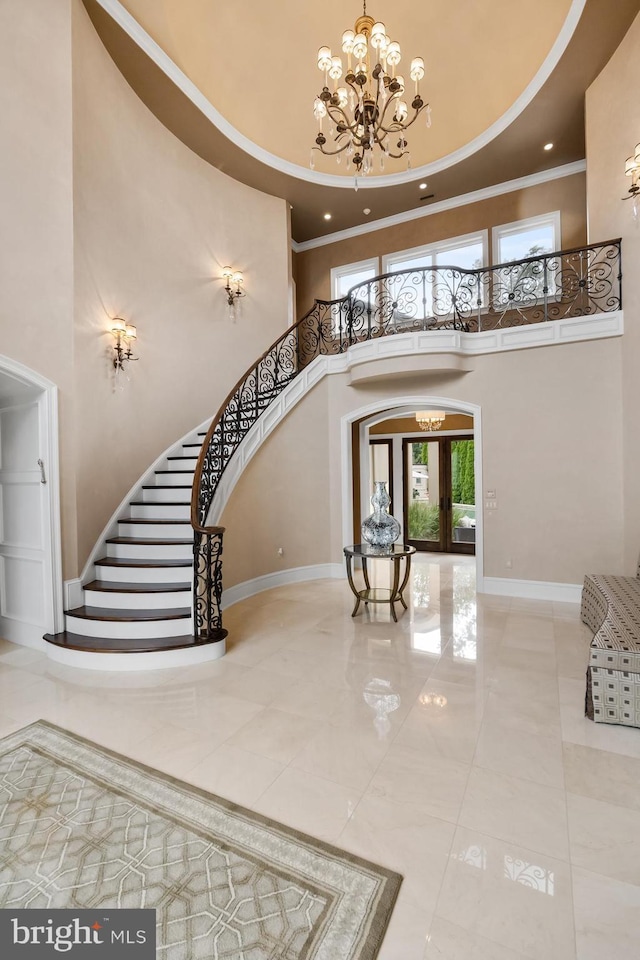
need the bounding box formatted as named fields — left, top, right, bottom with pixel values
left=142, top=487, right=191, bottom=503
left=95, top=564, right=192, bottom=583
left=130, top=503, right=191, bottom=520
left=155, top=473, right=195, bottom=487
left=107, top=542, right=193, bottom=561
left=168, top=457, right=199, bottom=469
left=65, top=614, right=193, bottom=640
left=83, top=589, right=192, bottom=610
left=118, top=522, right=193, bottom=539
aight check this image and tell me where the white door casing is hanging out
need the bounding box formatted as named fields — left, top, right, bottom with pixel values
left=0, top=357, right=63, bottom=648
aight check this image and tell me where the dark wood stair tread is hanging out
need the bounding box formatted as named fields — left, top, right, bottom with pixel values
left=96, top=557, right=192, bottom=568
left=106, top=536, right=192, bottom=545
left=85, top=580, right=190, bottom=593
left=119, top=518, right=189, bottom=525
left=68, top=605, right=190, bottom=621
left=181, top=443, right=202, bottom=449
left=44, top=631, right=225, bottom=653
left=130, top=500, right=191, bottom=507
left=141, top=484, right=192, bottom=490
left=155, top=469, right=195, bottom=474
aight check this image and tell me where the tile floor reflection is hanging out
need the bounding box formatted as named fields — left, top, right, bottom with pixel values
left=1, top=554, right=639, bottom=958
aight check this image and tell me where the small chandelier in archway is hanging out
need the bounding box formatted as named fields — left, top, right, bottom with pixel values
left=311, top=1, right=430, bottom=180
left=416, top=410, right=445, bottom=431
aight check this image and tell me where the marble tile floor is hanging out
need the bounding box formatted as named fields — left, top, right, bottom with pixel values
left=1, top=554, right=640, bottom=959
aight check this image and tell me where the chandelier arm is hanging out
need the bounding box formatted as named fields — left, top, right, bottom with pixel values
left=375, top=97, right=425, bottom=138
left=383, top=105, right=426, bottom=135
left=376, top=91, right=402, bottom=129
left=325, top=105, right=366, bottom=144
left=384, top=147, right=409, bottom=160
left=313, top=141, right=353, bottom=158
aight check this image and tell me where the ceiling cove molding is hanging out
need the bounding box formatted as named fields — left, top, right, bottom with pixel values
left=94, top=0, right=586, bottom=190
left=291, top=160, right=587, bottom=253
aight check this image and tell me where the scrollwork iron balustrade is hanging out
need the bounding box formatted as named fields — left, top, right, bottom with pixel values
left=193, top=527, right=227, bottom=643
left=192, top=238, right=621, bottom=636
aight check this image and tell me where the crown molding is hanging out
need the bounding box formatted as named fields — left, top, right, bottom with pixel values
left=291, top=160, right=587, bottom=253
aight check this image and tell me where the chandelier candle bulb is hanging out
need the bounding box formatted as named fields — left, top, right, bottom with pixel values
left=371, top=21, right=386, bottom=47
left=330, top=56, right=343, bottom=83
left=353, top=32, right=368, bottom=61
left=386, top=40, right=401, bottom=71
left=317, top=46, right=332, bottom=72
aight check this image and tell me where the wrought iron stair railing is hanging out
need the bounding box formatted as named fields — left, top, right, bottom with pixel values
left=191, top=238, right=622, bottom=641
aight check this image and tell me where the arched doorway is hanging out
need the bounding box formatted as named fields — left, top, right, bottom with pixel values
left=340, top=397, right=484, bottom=591
left=0, top=356, right=63, bottom=648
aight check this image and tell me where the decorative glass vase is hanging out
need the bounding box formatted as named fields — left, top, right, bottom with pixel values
left=361, top=481, right=401, bottom=548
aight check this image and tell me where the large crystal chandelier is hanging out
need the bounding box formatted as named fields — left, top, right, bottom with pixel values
left=311, top=1, right=430, bottom=181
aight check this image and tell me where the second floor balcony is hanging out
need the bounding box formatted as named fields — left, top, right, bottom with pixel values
left=302, top=238, right=622, bottom=355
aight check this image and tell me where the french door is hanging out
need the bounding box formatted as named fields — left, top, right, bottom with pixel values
left=402, top=435, right=476, bottom=554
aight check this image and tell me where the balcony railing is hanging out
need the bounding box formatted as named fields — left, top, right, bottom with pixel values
left=191, top=238, right=621, bottom=642
left=329, top=238, right=622, bottom=347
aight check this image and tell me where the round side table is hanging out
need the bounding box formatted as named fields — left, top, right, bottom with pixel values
left=343, top=543, right=416, bottom=622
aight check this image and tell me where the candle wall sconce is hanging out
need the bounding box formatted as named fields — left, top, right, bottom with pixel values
left=111, top=318, right=138, bottom=371
left=222, top=266, right=245, bottom=320
left=624, top=143, right=640, bottom=217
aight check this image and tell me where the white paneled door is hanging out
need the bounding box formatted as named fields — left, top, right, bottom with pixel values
left=0, top=397, right=53, bottom=646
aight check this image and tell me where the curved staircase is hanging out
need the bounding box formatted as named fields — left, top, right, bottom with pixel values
left=44, top=239, right=621, bottom=668
left=44, top=428, right=225, bottom=664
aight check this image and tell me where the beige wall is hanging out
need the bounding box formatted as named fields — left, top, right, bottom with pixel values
left=586, top=11, right=640, bottom=573
left=218, top=337, right=624, bottom=589
left=1, top=0, right=292, bottom=580
left=0, top=0, right=78, bottom=578
left=71, top=0, right=291, bottom=570
left=221, top=379, right=331, bottom=588
left=294, top=173, right=587, bottom=316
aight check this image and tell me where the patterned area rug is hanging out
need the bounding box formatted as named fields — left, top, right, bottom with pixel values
left=0, top=721, right=401, bottom=959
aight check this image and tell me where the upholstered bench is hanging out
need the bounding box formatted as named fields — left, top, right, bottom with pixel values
left=582, top=564, right=640, bottom=726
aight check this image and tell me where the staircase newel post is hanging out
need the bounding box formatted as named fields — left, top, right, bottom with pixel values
left=193, top=527, right=227, bottom=643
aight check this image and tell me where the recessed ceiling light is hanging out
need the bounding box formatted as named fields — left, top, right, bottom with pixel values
left=544, top=142, right=554, bottom=151
left=323, top=213, right=332, bottom=220
left=419, top=182, right=428, bottom=190
left=363, top=208, right=371, bottom=215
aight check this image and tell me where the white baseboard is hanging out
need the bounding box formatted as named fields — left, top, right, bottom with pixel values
left=222, top=563, right=343, bottom=609
left=482, top=576, right=582, bottom=604
left=64, top=578, right=84, bottom=610
left=0, top=619, right=49, bottom=651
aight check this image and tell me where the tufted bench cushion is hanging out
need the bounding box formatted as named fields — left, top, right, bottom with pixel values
left=582, top=570, right=640, bottom=726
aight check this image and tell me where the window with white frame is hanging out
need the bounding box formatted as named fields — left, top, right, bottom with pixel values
left=381, top=230, right=488, bottom=324
left=331, top=257, right=379, bottom=300
left=491, top=212, right=560, bottom=304
left=330, top=257, right=379, bottom=334
left=492, top=212, right=560, bottom=265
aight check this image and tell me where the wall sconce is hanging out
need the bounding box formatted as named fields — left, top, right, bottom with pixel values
left=624, top=144, right=640, bottom=217
left=222, top=266, right=245, bottom=320
left=416, top=410, right=446, bottom=431
left=111, top=318, right=138, bottom=372
left=419, top=693, right=448, bottom=708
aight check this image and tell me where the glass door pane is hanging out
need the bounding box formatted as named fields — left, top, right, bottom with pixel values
left=369, top=440, right=392, bottom=511
left=450, top=439, right=476, bottom=549
left=406, top=440, right=441, bottom=547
